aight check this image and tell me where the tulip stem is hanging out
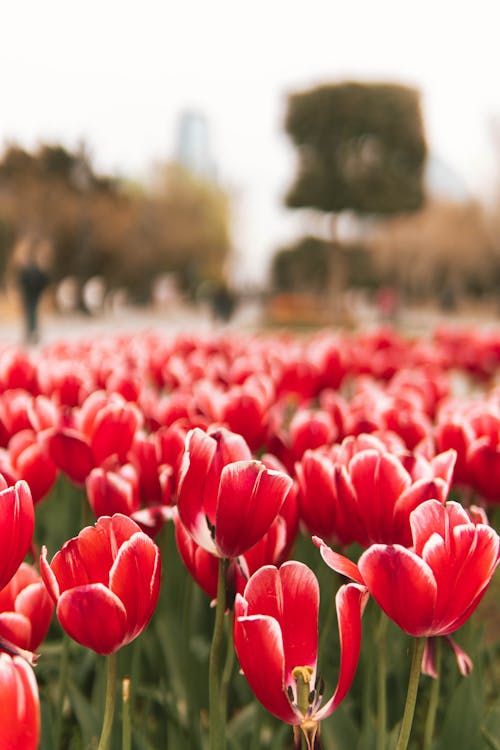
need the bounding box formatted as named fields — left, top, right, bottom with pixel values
left=209, top=556, right=229, bottom=750
left=122, top=677, right=132, bottom=750
left=219, top=616, right=235, bottom=732
left=376, top=611, right=388, bottom=750
left=423, top=638, right=441, bottom=750
left=97, top=651, right=118, bottom=750
left=55, top=634, right=70, bottom=749
left=396, top=637, right=425, bottom=750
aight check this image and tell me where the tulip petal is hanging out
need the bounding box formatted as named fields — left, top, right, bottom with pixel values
left=46, top=429, right=95, bottom=484
left=216, top=461, right=292, bottom=557
left=241, top=562, right=319, bottom=684
left=0, top=612, right=31, bottom=650
left=57, top=583, right=128, bottom=654
left=91, top=405, right=141, bottom=464
left=349, top=451, right=411, bottom=543
left=410, top=499, right=469, bottom=556
left=40, top=545, right=60, bottom=601
left=0, top=481, right=34, bottom=589
left=177, top=429, right=218, bottom=554
left=174, top=516, right=219, bottom=599
left=428, top=524, right=500, bottom=633
left=315, top=583, right=368, bottom=719
left=14, top=582, right=54, bottom=650
left=394, top=480, right=446, bottom=547
left=49, top=522, right=115, bottom=593
left=313, top=537, right=364, bottom=585
left=279, top=562, right=319, bottom=682
left=445, top=635, right=473, bottom=676
left=358, top=545, right=437, bottom=636
left=0, top=653, right=40, bottom=750
left=234, top=613, right=298, bottom=724
left=109, top=532, right=161, bottom=641
left=296, top=452, right=348, bottom=542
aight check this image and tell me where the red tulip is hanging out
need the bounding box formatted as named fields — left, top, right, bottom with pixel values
left=8, top=429, right=58, bottom=504
left=45, top=392, right=142, bottom=485
left=40, top=514, right=161, bottom=654
left=467, top=432, right=500, bottom=504
left=177, top=427, right=292, bottom=557
left=288, top=408, right=338, bottom=462
left=315, top=499, right=500, bottom=672
left=234, top=562, right=367, bottom=745
left=86, top=464, right=139, bottom=518
left=0, top=478, right=34, bottom=590
left=0, top=652, right=40, bottom=750
left=314, top=435, right=454, bottom=547
left=175, top=510, right=289, bottom=601
left=221, top=374, right=274, bottom=451
left=0, top=563, right=53, bottom=651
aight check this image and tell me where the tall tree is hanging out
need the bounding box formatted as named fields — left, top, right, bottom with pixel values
left=284, top=82, right=427, bottom=216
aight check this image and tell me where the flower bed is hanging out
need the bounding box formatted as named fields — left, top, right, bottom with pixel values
left=0, top=324, right=499, bottom=749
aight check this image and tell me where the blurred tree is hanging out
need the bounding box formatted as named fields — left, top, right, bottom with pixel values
left=284, top=82, right=427, bottom=216
left=369, top=199, right=497, bottom=305
left=271, top=235, right=377, bottom=294
left=271, top=236, right=330, bottom=292
left=143, top=163, right=232, bottom=297
left=0, top=143, right=232, bottom=305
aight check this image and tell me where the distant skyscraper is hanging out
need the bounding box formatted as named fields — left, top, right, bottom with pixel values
left=175, top=110, right=216, bottom=181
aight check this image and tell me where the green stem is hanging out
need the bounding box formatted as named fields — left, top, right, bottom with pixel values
left=122, top=677, right=132, bottom=750
left=318, top=570, right=341, bottom=665
left=376, top=611, right=389, bottom=750
left=220, top=616, right=235, bottom=731
left=423, top=639, right=441, bottom=750
left=209, top=556, right=229, bottom=750
left=396, top=637, right=426, bottom=750
left=54, top=634, right=70, bottom=749
left=97, top=651, right=118, bottom=750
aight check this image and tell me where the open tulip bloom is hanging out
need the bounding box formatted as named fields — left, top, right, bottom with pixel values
left=314, top=499, right=500, bottom=675
left=40, top=513, right=161, bottom=655
left=234, top=561, right=368, bottom=749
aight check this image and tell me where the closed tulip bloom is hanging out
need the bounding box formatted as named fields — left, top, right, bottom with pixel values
left=234, top=562, right=367, bottom=747
left=0, top=563, right=53, bottom=651
left=315, top=499, right=500, bottom=673
left=177, top=427, right=292, bottom=558
left=0, top=477, right=34, bottom=590
left=8, top=429, right=58, bottom=504
left=0, top=652, right=40, bottom=750
left=86, top=464, right=140, bottom=518
left=40, top=514, right=161, bottom=655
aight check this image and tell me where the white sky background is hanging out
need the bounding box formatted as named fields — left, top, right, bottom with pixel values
left=2, top=0, right=500, bottom=284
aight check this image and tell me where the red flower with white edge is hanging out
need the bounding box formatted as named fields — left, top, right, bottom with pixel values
left=40, top=514, right=160, bottom=655
left=234, top=562, right=367, bottom=748
left=0, top=563, right=53, bottom=651
left=315, top=499, right=500, bottom=674
left=45, top=391, right=142, bottom=485
left=0, top=652, right=40, bottom=750
left=8, top=429, right=58, bottom=504
left=177, top=427, right=292, bottom=558
left=86, top=464, right=139, bottom=519
left=0, top=477, right=34, bottom=590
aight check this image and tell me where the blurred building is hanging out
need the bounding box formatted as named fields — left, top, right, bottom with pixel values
left=175, top=110, right=216, bottom=181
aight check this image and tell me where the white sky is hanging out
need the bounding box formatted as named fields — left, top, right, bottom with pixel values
left=2, top=0, right=500, bottom=283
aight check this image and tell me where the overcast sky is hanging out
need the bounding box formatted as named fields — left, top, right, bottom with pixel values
left=3, top=0, right=500, bottom=282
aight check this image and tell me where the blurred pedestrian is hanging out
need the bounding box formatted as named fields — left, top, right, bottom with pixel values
left=13, top=236, right=52, bottom=345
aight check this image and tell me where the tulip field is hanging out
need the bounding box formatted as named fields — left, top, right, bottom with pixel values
left=1, top=324, right=500, bottom=749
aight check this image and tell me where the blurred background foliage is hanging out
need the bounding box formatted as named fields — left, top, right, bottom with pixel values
left=0, top=143, right=231, bottom=306
left=2, top=80, right=500, bottom=326
left=284, top=82, right=427, bottom=215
